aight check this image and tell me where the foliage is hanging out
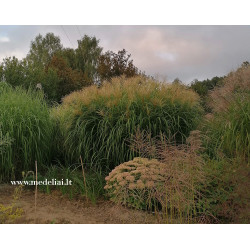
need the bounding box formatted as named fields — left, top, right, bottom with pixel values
left=0, top=83, right=55, bottom=182
left=0, top=57, right=27, bottom=87
left=46, top=55, right=91, bottom=102
left=53, top=76, right=202, bottom=170
left=190, top=76, right=224, bottom=112
left=0, top=64, right=3, bottom=80
left=97, top=49, right=141, bottom=82
left=60, top=48, right=77, bottom=69
left=26, top=33, right=63, bottom=68
left=75, top=35, right=103, bottom=84
left=202, top=157, right=250, bottom=223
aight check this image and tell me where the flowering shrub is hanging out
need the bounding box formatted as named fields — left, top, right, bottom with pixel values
left=105, top=157, right=166, bottom=210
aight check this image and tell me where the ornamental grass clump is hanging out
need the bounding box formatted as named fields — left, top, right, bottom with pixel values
left=53, top=76, right=202, bottom=169
left=203, top=64, right=250, bottom=159
left=200, top=65, right=250, bottom=223
left=105, top=130, right=205, bottom=223
left=0, top=83, right=55, bottom=182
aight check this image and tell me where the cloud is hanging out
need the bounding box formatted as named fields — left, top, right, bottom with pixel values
left=0, top=36, right=10, bottom=42
left=157, top=52, right=177, bottom=62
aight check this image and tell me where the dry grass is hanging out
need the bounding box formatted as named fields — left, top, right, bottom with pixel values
left=62, top=75, right=200, bottom=111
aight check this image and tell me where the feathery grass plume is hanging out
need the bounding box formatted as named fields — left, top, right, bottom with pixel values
left=209, top=64, right=250, bottom=113
left=0, top=82, right=55, bottom=182
left=53, top=75, right=202, bottom=170
left=203, top=64, right=250, bottom=159
left=105, top=130, right=206, bottom=223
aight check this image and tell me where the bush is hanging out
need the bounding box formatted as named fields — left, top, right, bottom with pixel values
left=104, top=157, right=166, bottom=210
left=53, top=76, right=202, bottom=170
left=0, top=83, right=55, bottom=182
left=105, top=131, right=206, bottom=223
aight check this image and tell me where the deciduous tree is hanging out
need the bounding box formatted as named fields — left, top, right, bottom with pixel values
left=26, top=33, right=63, bottom=68
left=75, top=35, right=102, bottom=84
left=97, top=49, right=140, bottom=82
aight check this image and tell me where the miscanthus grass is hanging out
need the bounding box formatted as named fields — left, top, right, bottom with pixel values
left=53, top=76, right=202, bottom=170
left=0, top=82, right=54, bottom=182
left=203, top=64, right=250, bottom=159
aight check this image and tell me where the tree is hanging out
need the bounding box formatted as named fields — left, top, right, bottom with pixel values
left=190, top=76, right=224, bottom=112
left=60, top=48, right=77, bottom=69
left=172, top=78, right=183, bottom=85
left=97, top=49, right=140, bottom=82
left=0, top=63, right=4, bottom=82
left=75, top=35, right=103, bottom=84
left=191, top=76, right=224, bottom=97
left=241, top=61, right=249, bottom=68
left=0, top=32, right=145, bottom=102
left=46, top=55, right=89, bottom=101
left=26, top=33, right=63, bottom=68
left=0, top=57, right=26, bottom=87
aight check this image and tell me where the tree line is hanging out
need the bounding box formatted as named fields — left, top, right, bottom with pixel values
left=0, top=33, right=142, bottom=103
left=190, top=61, right=249, bottom=112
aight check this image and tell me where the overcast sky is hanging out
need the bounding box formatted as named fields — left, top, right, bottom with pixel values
left=0, top=25, right=250, bottom=83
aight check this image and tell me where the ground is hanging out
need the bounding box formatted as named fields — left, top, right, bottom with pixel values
left=0, top=185, right=159, bottom=224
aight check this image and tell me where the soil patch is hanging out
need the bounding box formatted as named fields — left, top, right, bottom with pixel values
left=0, top=185, right=159, bottom=224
